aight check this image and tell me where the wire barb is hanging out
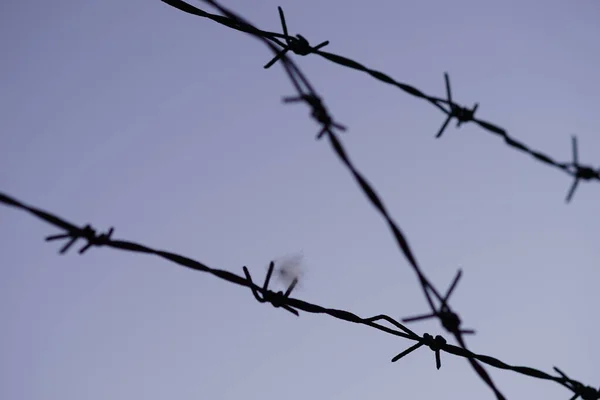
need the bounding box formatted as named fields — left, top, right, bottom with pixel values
left=391, top=333, right=447, bottom=370
left=45, top=225, right=114, bottom=254
left=436, top=72, right=479, bottom=138
left=554, top=366, right=600, bottom=400
left=565, top=135, right=600, bottom=203
left=283, top=93, right=346, bottom=139
left=161, top=0, right=600, bottom=203
left=243, top=261, right=300, bottom=316
left=402, top=269, right=475, bottom=335
left=3, top=189, right=598, bottom=399
left=263, top=6, right=329, bottom=69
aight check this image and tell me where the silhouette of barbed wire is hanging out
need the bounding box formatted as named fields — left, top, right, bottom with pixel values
left=161, top=0, right=600, bottom=203
left=553, top=367, right=600, bottom=400
left=160, top=1, right=598, bottom=398
left=3, top=0, right=597, bottom=398
left=1, top=189, right=597, bottom=400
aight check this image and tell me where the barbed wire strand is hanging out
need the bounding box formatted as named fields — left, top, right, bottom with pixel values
left=2, top=191, right=597, bottom=399
left=3, top=0, right=597, bottom=399
left=162, top=0, right=600, bottom=204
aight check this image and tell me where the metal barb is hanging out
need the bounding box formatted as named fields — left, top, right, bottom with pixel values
left=436, top=72, right=479, bottom=138
left=403, top=269, right=475, bottom=335
left=283, top=93, right=346, bottom=139
left=565, top=136, right=600, bottom=203
left=160, top=0, right=600, bottom=202
left=45, top=225, right=114, bottom=254
left=263, top=6, right=329, bottom=69
left=242, top=262, right=299, bottom=316
left=391, top=332, right=446, bottom=370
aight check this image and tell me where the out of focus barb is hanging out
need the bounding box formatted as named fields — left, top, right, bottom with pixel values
left=46, top=225, right=114, bottom=254
left=283, top=93, right=346, bottom=139
left=402, top=269, right=475, bottom=336
left=565, top=135, right=600, bottom=203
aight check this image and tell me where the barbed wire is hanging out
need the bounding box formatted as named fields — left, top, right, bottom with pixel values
left=3, top=0, right=597, bottom=399
left=2, top=190, right=597, bottom=399
left=166, top=0, right=598, bottom=398
left=162, top=0, right=600, bottom=204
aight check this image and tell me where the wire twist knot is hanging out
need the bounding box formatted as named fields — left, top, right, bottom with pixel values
left=437, top=309, right=462, bottom=333
left=261, top=289, right=288, bottom=308
left=554, top=367, right=599, bottom=400
left=243, top=261, right=299, bottom=316
left=573, top=165, right=600, bottom=180
left=403, top=269, right=475, bottom=336
left=577, top=385, right=600, bottom=400
left=422, top=333, right=446, bottom=352
left=421, top=333, right=447, bottom=370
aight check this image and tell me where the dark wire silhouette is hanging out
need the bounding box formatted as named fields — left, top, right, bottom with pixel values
left=565, top=135, right=600, bottom=203
left=435, top=73, right=479, bottom=139
left=1, top=190, right=597, bottom=400
left=283, top=93, right=346, bottom=139
left=2, top=0, right=597, bottom=399
left=161, top=0, right=599, bottom=204
left=402, top=269, right=475, bottom=336
left=160, top=1, right=599, bottom=397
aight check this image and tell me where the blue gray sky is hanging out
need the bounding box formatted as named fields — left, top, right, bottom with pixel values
left=1, top=0, right=599, bottom=399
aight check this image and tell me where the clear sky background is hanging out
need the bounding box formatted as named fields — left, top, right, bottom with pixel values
left=1, top=0, right=599, bottom=399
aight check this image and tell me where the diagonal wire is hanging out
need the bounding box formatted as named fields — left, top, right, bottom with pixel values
left=187, top=0, right=507, bottom=397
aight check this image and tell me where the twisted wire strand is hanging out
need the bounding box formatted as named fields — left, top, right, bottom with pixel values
left=1, top=190, right=596, bottom=399
left=162, top=0, right=600, bottom=204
